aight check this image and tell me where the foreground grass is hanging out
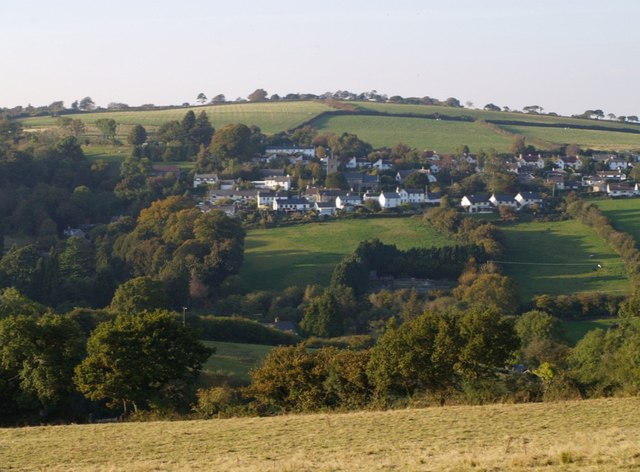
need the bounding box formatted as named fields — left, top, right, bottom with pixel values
left=2, top=397, right=639, bottom=471
left=240, top=217, right=451, bottom=291
left=500, top=219, right=629, bottom=301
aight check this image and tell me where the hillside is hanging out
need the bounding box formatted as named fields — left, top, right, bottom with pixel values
left=1, top=397, right=638, bottom=471
left=18, top=100, right=640, bottom=153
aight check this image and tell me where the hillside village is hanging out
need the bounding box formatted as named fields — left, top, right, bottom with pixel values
left=189, top=144, right=640, bottom=218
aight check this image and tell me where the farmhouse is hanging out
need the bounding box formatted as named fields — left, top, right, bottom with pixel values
left=379, top=191, right=402, bottom=209
left=257, top=190, right=288, bottom=208
left=314, top=201, right=337, bottom=216
left=336, top=194, right=362, bottom=209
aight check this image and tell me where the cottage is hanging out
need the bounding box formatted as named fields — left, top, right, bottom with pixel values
left=314, top=201, right=337, bottom=216
left=379, top=191, right=402, bottom=209
left=608, top=157, right=628, bottom=171
left=607, top=182, right=636, bottom=198
left=257, top=190, right=288, bottom=208
left=372, top=158, right=393, bottom=171
left=209, top=189, right=256, bottom=204
left=555, top=156, right=582, bottom=171
left=490, top=193, right=519, bottom=209
left=597, top=169, right=627, bottom=181
left=516, top=154, right=545, bottom=169
left=336, top=193, right=362, bottom=209
left=397, top=187, right=425, bottom=205
left=251, top=175, right=291, bottom=191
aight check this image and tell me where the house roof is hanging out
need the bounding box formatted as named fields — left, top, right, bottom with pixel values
left=517, top=191, right=542, bottom=200
left=314, top=202, right=335, bottom=208
left=260, top=168, right=286, bottom=177
left=464, top=194, right=491, bottom=203
left=492, top=193, right=517, bottom=202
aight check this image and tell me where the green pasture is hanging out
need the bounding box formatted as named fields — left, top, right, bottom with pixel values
left=593, top=197, right=640, bottom=243
left=562, top=318, right=619, bottom=345
left=499, top=219, right=630, bottom=301
left=240, top=217, right=451, bottom=291
left=356, top=101, right=640, bottom=131
left=19, top=101, right=332, bottom=135
left=201, top=341, right=274, bottom=383
left=499, top=125, right=640, bottom=151
left=313, top=115, right=514, bottom=153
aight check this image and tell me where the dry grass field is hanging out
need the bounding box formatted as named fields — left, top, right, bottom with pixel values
left=1, top=397, right=639, bottom=471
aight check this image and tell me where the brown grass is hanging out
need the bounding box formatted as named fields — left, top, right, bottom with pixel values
left=1, top=397, right=639, bottom=471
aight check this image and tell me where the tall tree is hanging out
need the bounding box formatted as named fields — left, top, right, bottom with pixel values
left=247, top=88, right=268, bottom=102
left=74, top=310, right=212, bottom=414
left=127, top=125, right=147, bottom=146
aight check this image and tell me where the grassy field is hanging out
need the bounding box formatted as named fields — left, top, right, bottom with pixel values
left=1, top=397, right=639, bottom=471
left=594, top=197, right=640, bottom=243
left=19, top=101, right=333, bottom=136
left=313, top=114, right=516, bottom=153
left=500, top=125, right=640, bottom=151
left=499, top=219, right=630, bottom=301
left=240, top=217, right=452, bottom=291
left=355, top=101, right=640, bottom=131
left=201, top=341, right=274, bottom=383
left=563, top=318, right=619, bottom=345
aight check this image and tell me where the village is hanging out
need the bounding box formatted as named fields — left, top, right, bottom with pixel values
left=174, top=145, right=640, bottom=217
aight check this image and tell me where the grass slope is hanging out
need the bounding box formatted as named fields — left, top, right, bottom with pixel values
left=240, top=217, right=451, bottom=291
left=201, top=341, right=274, bottom=383
left=2, top=397, right=639, bottom=471
left=594, top=198, right=640, bottom=243
left=19, top=101, right=333, bottom=136
left=500, top=125, right=640, bottom=151
left=313, top=115, right=515, bottom=153
left=499, top=219, right=629, bottom=301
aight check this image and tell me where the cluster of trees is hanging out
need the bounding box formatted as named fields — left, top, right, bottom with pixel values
left=0, top=308, right=210, bottom=422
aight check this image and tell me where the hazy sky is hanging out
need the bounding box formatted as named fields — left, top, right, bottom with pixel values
left=2, top=0, right=639, bottom=116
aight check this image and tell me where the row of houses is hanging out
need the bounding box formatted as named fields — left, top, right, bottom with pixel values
left=460, top=192, right=544, bottom=213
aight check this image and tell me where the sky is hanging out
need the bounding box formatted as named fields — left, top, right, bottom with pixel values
left=1, top=0, right=639, bottom=117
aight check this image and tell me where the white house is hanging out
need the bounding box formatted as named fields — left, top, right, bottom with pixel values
left=336, top=194, right=362, bottom=209
left=555, top=156, right=582, bottom=171
left=597, top=169, right=627, bottom=181
left=379, top=191, right=402, bottom=209
left=490, top=194, right=519, bottom=209
left=608, top=157, right=629, bottom=171
left=607, top=183, right=636, bottom=198
left=273, top=197, right=312, bottom=212
left=397, top=187, right=425, bottom=205
left=460, top=194, right=493, bottom=213
left=372, top=159, right=393, bottom=171
left=209, top=189, right=256, bottom=204
left=251, top=175, right=291, bottom=191
left=516, top=154, right=545, bottom=169
left=193, top=173, right=219, bottom=188
left=314, top=201, right=337, bottom=216
left=257, top=190, right=288, bottom=209
left=515, top=191, right=543, bottom=207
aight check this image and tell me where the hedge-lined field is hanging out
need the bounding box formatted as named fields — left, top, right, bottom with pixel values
left=240, top=217, right=452, bottom=291
left=594, top=197, right=640, bottom=243
left=499, top=125, right=640, bottom=151
left=313, top=114, right=515, bottom=153
left=500, top=219, right=630, bottom=301
left=2, top=397, right=638, bottom=471
left=19, top=101, right=333, bottom=135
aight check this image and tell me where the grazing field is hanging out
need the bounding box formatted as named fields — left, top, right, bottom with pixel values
left=201, top=341, right=274, bottom=384
left=499, top=125, right=640, bottom=151
left=563, top=318, right=619, bottom=345
left=499, top=219, right=629, bottom=301
left=313, top=114, right=515, bottom=153
left=19, top=101, right=332, bottom=136
left=594, top=197, right=640, bottom=243
left=240, top=217, right=452, bottom=291
left=1, top=397, right=639, bottom=471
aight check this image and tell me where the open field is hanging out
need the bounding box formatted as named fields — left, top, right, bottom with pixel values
left=19, top=101, right=333, bottom=136
left=563, top=318, right=619, bottom=345
left=500, top=125, right=640, bottom=151
left=1, top=397, right=639, bottom=471
left=355, top=101, right=640, bottom=131
left=499, top=219, right=630, bottom=301
left=594, top=197, right=640, bottom=243
left=201, top=341, right=274, bottom=383
left=313, top=115, right=515, bottom=153
left=240, top=217, right=451, bottom=291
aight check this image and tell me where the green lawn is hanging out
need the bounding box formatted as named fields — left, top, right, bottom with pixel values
left=313, top=115, right=515, bottom=153
left=593, top=197, right=640, bottom=243
left=20, top=101, right=332, bottom=136
left=240, top=217, right=452, bottom=291
left=201, top=341, right=274, bottom=383
left=500, top=219, right=630, bottom=301
left=499, top=125, right=640, bottom=151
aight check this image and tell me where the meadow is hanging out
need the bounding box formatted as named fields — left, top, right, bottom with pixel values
left=500, top=125, right=640, bottom=151
left=313, top=114, right=516, bottom=153
left=19, top=101, right=333, bottom=136
left=499, top=219, right=630, bottom=301
left=201, top=341, right=274, bottom=384
left=1, top=396, right=638, bottom=471
left=594, top=197, right=640, bottom=243
left=240, top=217, right=452, bottom=291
